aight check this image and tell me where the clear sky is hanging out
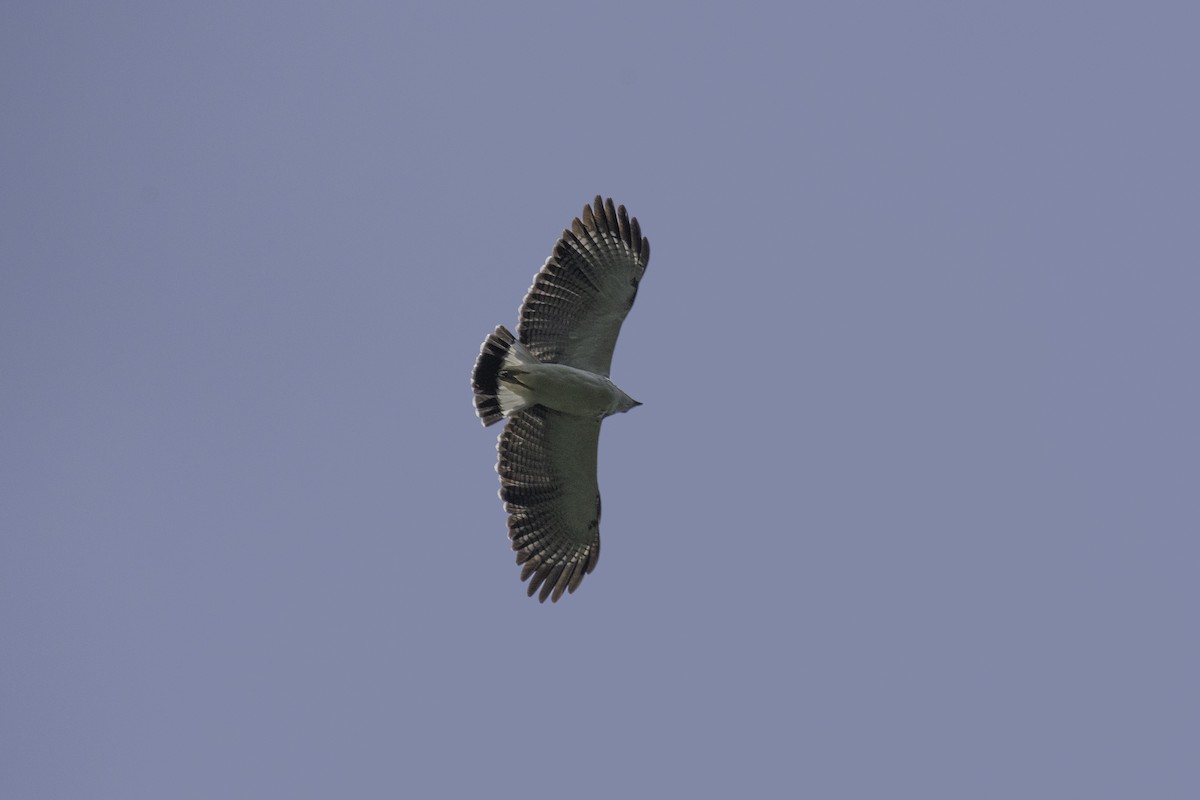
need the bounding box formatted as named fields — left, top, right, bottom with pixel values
left=3, top=2, right=1197, bottom=797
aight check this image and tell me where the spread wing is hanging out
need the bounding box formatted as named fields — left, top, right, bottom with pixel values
left=517, top=196, right=650, bottom=376
left=497, top=406, right=602, bottom=602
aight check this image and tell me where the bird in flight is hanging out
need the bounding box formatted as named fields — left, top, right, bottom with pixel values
left=472, top=196, right=650, bottom=602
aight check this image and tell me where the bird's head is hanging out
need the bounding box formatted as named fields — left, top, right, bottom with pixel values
left=613, top=389, right=642, bottom=415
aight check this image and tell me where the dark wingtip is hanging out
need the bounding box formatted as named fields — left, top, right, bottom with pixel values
left=579, top=196, right=650, bottom=267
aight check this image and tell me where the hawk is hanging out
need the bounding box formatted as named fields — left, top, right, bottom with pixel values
left=472, top=196, right=650, bottom=602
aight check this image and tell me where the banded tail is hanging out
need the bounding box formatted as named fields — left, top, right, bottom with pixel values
left=472, top=325, right=539, bottom=426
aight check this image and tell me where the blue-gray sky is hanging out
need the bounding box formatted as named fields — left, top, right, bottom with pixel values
left=3, top=2, right=1197, bottom=797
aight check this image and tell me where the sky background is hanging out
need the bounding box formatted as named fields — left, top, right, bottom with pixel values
left=2, top=2, right=1197, bottom=797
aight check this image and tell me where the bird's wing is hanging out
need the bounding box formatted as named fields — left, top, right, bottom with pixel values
left=517, top=196, right=650, bottom=376
left=497, top=406, right=602, bottom=602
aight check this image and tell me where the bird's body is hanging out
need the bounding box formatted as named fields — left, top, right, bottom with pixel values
left=492, top=345, right=639, bottom=420
left=472, top=196, right=650, bottom=602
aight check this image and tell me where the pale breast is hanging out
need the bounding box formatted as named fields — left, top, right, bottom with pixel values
left=520, top=362, right=621, bottom=418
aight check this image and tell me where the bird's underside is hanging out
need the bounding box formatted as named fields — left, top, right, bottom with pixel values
left=471, top=196, right=650, bottom=602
